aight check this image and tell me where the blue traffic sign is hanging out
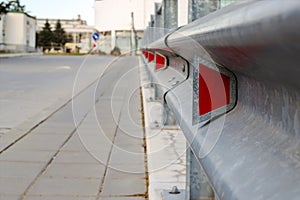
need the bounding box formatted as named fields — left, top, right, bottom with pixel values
left=93, top=32, right=100, bottom=41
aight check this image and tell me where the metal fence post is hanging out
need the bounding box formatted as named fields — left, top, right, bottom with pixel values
left=154, top=3, right=164, bottom=40
left=111, top=30, right=116, bottom=50
left=188, top=0, right=219, bottom=23
left=163, top=0, right=178, bottom=32
left=163, top=102, right=177, bottom=126
left=186, top=147, right=215, bottom=200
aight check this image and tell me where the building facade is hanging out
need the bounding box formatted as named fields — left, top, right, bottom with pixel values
left=0, top=12, right=36, bottom=53
left=37, top=16, right=95, bottom=53
left=94, top=0, right=237, bottom=54
left=94, top=0, right=161, bottom=54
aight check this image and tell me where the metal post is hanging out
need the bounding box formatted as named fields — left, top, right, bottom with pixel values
left=154, top=84, right=159, bottom=100
left=150, top=15, right=155, bottom=44
left=163, top=102, right=177, bottom=126
left=186, top=147, right=214, bottom=200
left=148, top=22, right=151, bottom=41
left=154, top=3, right=164, bottom=40
left=188, top=0, right=219, bottom=23
left=130, top=12, right=137, bottom=55
left=111, top=30, right=116, bottom=50
left=163, top=0, right=178, bottom=32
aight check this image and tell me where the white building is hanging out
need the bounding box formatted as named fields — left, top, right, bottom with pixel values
left=37, top=16, right=95, bottom=53
left=0, top=12, right=36, bottom=53
left=94, top=0, right=160, bottom=54
left=36, top=15, right=87, bottom=32
left=0, top=14, right=5, bottom=51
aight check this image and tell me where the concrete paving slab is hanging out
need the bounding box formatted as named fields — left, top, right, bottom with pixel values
left=101, top=171, right=146, bottom=197
left=101, top=179, right=146, bottom=197
left=33, top=125, right=75, bottom=136
left=109, top=147, right=145, bottom=166
left=78, top=126, right=117, bottom=140
left=0, top=132, right=25, bottom=150
left=53, top=151, right=100, bottom=164
left=60, top=134, right=89, bottom=152
left=27, top=178, right=100, bottom=196
left=107, top=163, right=146, bottom=174
left=100, top=197, right=145, bottom=200
left=73, top=135, right=112, bottom=164
left=42, top=163, right=105, bottom=179
left=12, top=134, right=69, bottom=151
left=0, top=161, right=44, bottom=179
left=30, top=127, right=74, bottom=135
left=113, top=132, right=144, bottom=146
left=76, top=126, right=116, bottom=135
left=0, top=177, right=32, bottom=196
left=0, top=149, right=56, bottom=163
left=113, top=143, right=145, bottom=154
left=36, top=121, right=76, bottom=129
left=24, top=196, right=96, bottom=200
left=76, top=126, right=115, bottom=140
left=0, top=195, right=22, bottom=200
left=105, top=168, right=145, bottom=179
left=115, top=127, right=144, bottom=139
left=62, top=125, right=114, bottom=151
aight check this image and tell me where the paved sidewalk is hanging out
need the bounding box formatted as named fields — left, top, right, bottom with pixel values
left=0, top=57, right=147, bottom=200
left=139, top=58, right=186, bottom=200
left=0, top=55, right=186, bottom=200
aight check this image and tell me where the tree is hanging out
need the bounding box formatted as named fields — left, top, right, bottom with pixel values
left=38, top=20, right=53, bottom=52
left=0, top=2, right=8, bottom=15
left=1, top=1, right=26, bottom=16
left=6, top=0, right=25, bottom=12
left=53, top=20, right=67, bottom=49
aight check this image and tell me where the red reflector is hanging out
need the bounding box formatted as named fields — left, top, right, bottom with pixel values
left=155, top=53, right=167, bottom=70
left=145, top=51, right=149, bottom=60
left=199, top=64, right=230, bottom=116
left=148, top=52, right=154, bottom=62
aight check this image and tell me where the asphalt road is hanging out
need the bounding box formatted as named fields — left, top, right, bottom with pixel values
left=0, top=55, right=114, bottom=136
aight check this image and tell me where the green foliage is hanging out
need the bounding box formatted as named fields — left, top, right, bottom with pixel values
left=37, top=20, right=53, bottom=51
left=0, top=1, right=9, bottom=14
left=37, top=19, right=69, bottom=52
left=6, top=0, right=25, bottom=12
left=53, top=20, right=68, bottom=48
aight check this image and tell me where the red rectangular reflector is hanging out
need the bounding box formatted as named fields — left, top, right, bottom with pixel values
left=148, top=52, right=154, bottom=62
left=145, top=51, right=149, bottom=60
left=155, top=53, right=166, bottom=70
left=199, top=64, right=230, bottom=116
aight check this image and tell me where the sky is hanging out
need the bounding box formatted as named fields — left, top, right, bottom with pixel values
left=16, top=0, right=95, bottom=25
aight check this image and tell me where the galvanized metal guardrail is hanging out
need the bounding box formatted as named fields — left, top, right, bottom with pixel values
left=141, top=0, right=300, bottom=199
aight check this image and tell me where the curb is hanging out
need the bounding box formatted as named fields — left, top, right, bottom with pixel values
left=139, top=57, right=186, bottom=200
left=0, top=52, right=43, bottom=58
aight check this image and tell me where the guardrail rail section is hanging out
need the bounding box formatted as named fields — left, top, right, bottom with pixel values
left=141, top=0, right=300, bottom=199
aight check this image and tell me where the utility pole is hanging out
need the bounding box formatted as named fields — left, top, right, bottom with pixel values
left=130, top=12, right=137, bottom=56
